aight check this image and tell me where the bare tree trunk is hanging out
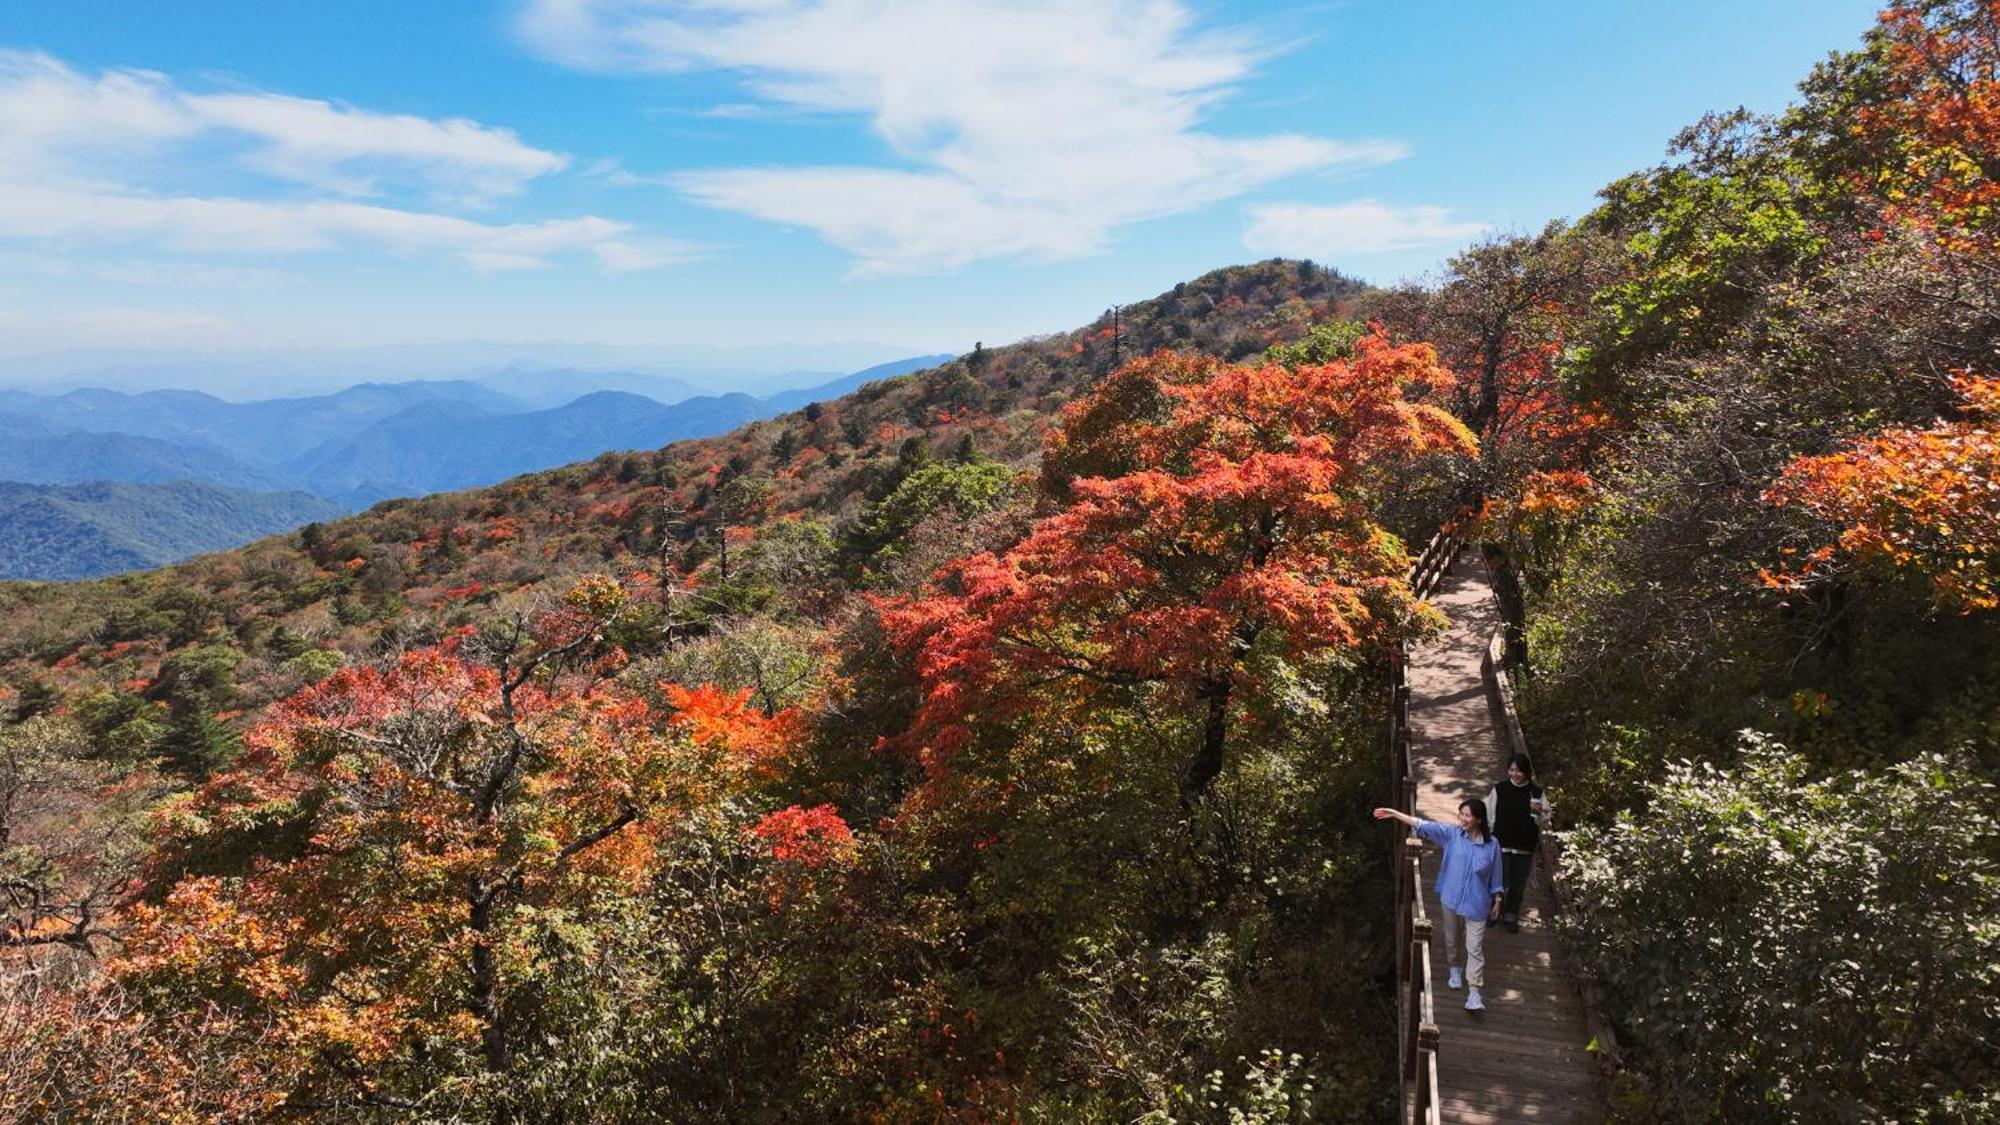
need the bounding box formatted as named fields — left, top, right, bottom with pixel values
left=1181, top=676, right=1232, bottom=802
left=1473, top=322, right=1507, bottom=441
left=468, top=890, right=508, bottom=1077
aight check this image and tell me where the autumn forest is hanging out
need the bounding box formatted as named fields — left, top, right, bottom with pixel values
left=2, top=2, right=1996, bottom=1121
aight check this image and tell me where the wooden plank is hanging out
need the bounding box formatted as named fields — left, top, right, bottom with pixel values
left=1440, top=1088, right=1592, bottom=1112
left=1445, top=1062, right=1600, bottom=1090
left=1439, top=1027, right=1597, bottom=1056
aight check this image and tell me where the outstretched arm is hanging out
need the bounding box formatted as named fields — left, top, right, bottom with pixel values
left=1373, top=807, right=1417, bottom=828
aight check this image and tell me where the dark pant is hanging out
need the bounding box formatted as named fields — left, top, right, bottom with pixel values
left=1500, top=849, right=1535, bottom=921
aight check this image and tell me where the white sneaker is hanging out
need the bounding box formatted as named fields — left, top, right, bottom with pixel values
left=1465, top=987, right=1485, bottom=1012
left=1447, top=966, right=1464, bottom=990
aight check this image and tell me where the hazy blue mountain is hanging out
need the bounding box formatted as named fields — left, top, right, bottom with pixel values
left=0, top=387, right=225, bottom=446
left=0, top=429, right=294, bottom=491
left=0, top=411, right=52, bottom=439
left=0, top=381, right=531, bottom=465
left=0, top=356, right=955, bottom=509
left=0, top=340, right=922, bottom=398
left=226, top=382, right=534, bottom=462
left=472, top=366, right=712, bottom=409
left=761, top=354, right=955, bottom=414
left=0, top=480, right=346, bottom=581
left=283, top=391, right=770, bottom=499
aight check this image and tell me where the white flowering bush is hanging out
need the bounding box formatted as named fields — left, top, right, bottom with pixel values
left=1558, top=735, right=1999, bottom=1122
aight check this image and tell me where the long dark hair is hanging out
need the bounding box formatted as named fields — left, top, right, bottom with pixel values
left=1507, top=752, right=1535, bottom=783
left=1458, top=798, right=1491, bottom=841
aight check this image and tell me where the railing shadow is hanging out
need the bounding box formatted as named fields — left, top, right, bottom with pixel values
left=1482, top=619, right=1626, bottom=1081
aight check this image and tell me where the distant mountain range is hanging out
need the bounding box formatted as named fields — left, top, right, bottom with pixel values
left=470, top=366, right=714, bottom=410
left=0, top=353, right=952, bottom=579
left=0, top=481, right=345, bottom=582
left=0, top=340, right=932, bottom=399
left=284, top=391, right=772, bottom=502
left=0, top=381, right=520, bottom=465
left=0, top=417, right=290, bottom=492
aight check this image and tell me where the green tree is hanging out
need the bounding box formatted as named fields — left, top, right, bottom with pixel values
left=147, top=644, right=244, bottom=778
left=850, top=460, right=1019, bottom=574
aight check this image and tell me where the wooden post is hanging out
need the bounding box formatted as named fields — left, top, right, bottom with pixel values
left=1413, top=903, right=1441, bottom=1125
left=1388, top=698, right=1402, bottom=787
left=1407, top=908, right=1433, bottom=1080
left=1396, top=836, right=1421, bottom=982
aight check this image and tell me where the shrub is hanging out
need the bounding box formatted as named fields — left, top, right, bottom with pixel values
left=1559, top=735, right=1999, bottom=1121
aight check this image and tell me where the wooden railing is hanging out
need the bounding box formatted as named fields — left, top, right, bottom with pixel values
left=1483, top=619, right=1625, bottom=1079
left=1390, top=522, right=1464, bottom=1125
left=1395, top=844, right=1442, bottom=1125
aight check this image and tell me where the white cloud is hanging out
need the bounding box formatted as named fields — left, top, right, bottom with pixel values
left=0, top=53, right=194, bottom=183
left=0, top=49, right=681, bottom=273
left=1241, top=201, right=1490, bottom=258
left=186, top=92, right=568, bottom=204
left=592, top=240, right=693, bottom=272
left=464, top=250, right=551, bottom=273
left=0, top=183, right=696, bottom=270
left=0, top=50, right=565, bottom=202
left=0, top=251, right=289, bottom=288
left=517, top=0, right=1407, bottom=275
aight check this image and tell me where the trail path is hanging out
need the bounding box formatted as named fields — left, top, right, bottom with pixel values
left=1405, top=550, right=1606, bottom=1123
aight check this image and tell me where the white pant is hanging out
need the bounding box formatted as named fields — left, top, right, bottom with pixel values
left=1439, top=911, right=1488, bottom=987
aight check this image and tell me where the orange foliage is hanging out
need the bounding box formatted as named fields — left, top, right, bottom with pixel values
left=664, top=682, right=803, bottom=769
left=1517, top=469, right=1599, bottom=517
left=109, top=584, right=752, bottom=1104
left=1491, top=341, right=1616, bottom=468
left=1858, top=1, right=2000, bottom=257
left=1764, top=373, right=2000, bottom=610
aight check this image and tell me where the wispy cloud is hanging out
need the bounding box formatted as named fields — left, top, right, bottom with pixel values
left=0, top=184, right=697, bottom=272
left=0, top=251, right=290, bottom=288
left=517, top=0, right=1407, bottom=276
left=0, top=50, right=564, bottom=202
left=185, top=92, right=568, bottom=205
left=1241, top=201, right=1490, bottom=258
left=0, top=304, right=239, bottom=351
left=0, top=49, right=682, bottom=272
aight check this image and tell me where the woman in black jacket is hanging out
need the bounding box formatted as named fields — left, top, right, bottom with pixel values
left=1482, top=753, right=1549, bottom=933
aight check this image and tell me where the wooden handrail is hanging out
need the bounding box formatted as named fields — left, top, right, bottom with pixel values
left=1483, top=623, right=1625, bottom=1078
left=1397, top=849, right=1443, bottom=1125
left=1390, top=514, right=1467, bottom=1124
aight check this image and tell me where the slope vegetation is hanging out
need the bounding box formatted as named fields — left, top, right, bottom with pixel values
left=0, top=481, right=345, bottom=581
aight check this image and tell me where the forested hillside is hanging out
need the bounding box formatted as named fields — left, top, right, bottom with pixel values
left=0, top=481, right=346, bottom=581
left=1, top=3, right=1994, bottom=1120
left=2, top=259, right=1405, bottom=1120
left=0, top=357, right=971, bottom=575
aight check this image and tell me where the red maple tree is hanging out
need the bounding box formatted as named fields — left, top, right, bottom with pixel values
left=882, top=333, right=1475, bottom=802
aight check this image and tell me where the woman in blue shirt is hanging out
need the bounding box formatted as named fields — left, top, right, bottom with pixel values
left=1374, top=800, right=1505, bottom=1011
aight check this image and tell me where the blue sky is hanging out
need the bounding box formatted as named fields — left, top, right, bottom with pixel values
left=0, top=0, right=1883, bottom=373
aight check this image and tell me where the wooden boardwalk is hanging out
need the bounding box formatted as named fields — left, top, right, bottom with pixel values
left=1404, top=551, right=1605, bottom=1123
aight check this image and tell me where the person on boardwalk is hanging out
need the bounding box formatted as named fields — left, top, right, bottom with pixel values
left=1483, top=753, right=1549, bottom=933
left=1374, top=800, right=1504, bottom=1011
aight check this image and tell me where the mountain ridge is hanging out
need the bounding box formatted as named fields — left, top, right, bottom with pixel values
left=0, top=258, right=1360, bottom=655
